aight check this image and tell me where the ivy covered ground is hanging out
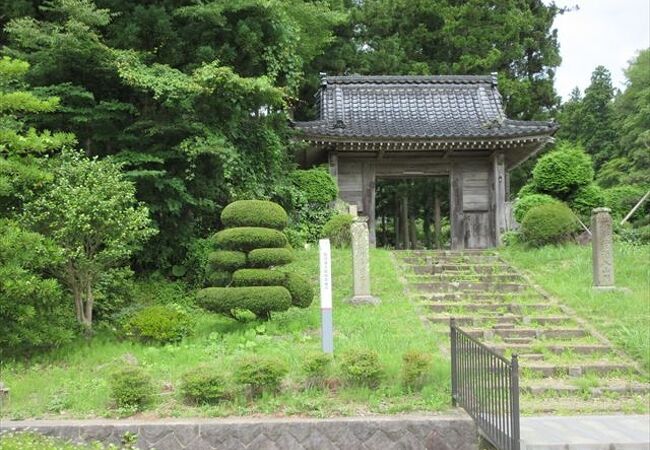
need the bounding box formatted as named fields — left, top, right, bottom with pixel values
left=1, top=248, right=450, bottom=420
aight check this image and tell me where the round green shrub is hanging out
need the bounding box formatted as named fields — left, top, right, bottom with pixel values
left=532, top=144, right=594, bottom=198
left=180, top=366, right=228, bottom=405
left=321, top=213, right=354, bottom=248
left=214, top=227, right=288, bottom=252
left=232, top=268, right=286, bottom=287
left=604, top=185, right=648, bottom=219
left=197, top=286, right=292, bottom=318
left=247, top=247, right=294, bottom=268
left=289, top=168, right=338, bottom=204
left=517, top=182, right=538, bottom=198
left=221, top=200, right=288, bottom=230
left=207, top=250, right=247, bottom=272
left=338, top=348, right=383, bottom=387
left=109, top=366, right=155, bottom=410
left=401, top=350, right=432, bottom=391
left=513, top=194, right=561, bottom=223
left=205, top=270, right=232, bottom=287
left=520, top=203, right=579, bottom=247
left=571, top=183, right=606, bottom=218
left=234, top=355, right=288, bottom=397
left=283, top=272, right=314, bottom=308
left=122, top=305, right=193, bottom=344
left=302, top=352, right=333, bottom=378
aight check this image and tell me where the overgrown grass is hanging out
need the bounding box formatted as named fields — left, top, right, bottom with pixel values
left=501, top=243, right=650, bottom=372
left=1, top=248, right=450, bottom=419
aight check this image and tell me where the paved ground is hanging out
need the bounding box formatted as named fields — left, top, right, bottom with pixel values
left=520, top=415, right=650, bottom=450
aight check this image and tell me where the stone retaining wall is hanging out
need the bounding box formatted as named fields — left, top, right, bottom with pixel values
left=0, top=414, right=477, bottom=450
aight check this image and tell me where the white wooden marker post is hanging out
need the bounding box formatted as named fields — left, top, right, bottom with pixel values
left=319, top=238, right=334, bottom=354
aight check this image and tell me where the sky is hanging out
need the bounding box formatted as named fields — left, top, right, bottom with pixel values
left=547, top=0, right=650, bottom=101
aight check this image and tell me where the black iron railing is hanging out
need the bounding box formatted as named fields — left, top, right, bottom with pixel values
left=450, top=318, right=520, bottom=450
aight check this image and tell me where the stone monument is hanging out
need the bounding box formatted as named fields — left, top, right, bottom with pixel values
left=349, top=216, right=380, bottom=305
left=591, top=207, right=614, bottom=289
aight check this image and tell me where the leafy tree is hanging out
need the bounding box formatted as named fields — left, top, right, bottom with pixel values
left=23, top=150, right=156, bottom=330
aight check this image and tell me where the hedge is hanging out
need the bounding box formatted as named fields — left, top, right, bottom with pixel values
left=205, top=270, right=232, bottom=287
left=513, top=194, right=560, bottom=223
left=532, top=144, right=594, bottom=198
left=247, top=247, right=294, bottom=268
left=603, top=185, right=648, bottom=219
left=571, top=183, right=605, bottom=218
left=221, top=200, right=288, bottom=230
left=213, top=227, right=288, bottom=252
left=521, top=203, right=579, bottom=247
left=232, top=268, right=286, bottom=287
left=284, top=272, right=314, bottom=308
left=207, top=250, right=247, bottom=272
left=289, top=168, right=338, bottom=204
left=197, top=286, right=292, bottom=318
left=321, top=213, right=354, bottom=248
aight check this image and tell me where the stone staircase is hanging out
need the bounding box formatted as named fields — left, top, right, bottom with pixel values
left=395, top=250, right=650, bottom=414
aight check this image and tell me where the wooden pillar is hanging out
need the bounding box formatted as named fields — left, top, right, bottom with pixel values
left=492, top=152, right=506, bottom=246
left=328, top=151, right=338, bottom=185
left=434, top=192, right=442, bottom=249
left=409, top=217, right=417, bottom=249
left=424, top=188, right=433, bottom=249
left=450, top=166, right=464, bottom=250
left=394, top=194, right=400, bottom=249
left=400, top=192, right=410, bottom=250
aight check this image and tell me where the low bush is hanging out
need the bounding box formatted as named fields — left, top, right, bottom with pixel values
left=617, top=224, right=650, bottom=244
left=604, top=185, right=648, bottom=220
left=214, top=227, right=288, bottom=252
left=302, top=352, right=333, bottom=388
left=571, top=183, right=605, bottom=218
left=109, top=366, right=155, bottom=410
left=321, top=213, right=354, bottom=248
left=284, top=272, right=314, bottom=308
left=500, top=230, right=521, bottom=246
left=234, top=355, right=288, bottom=397
left=0, top=432, right=119, bottom=449
left=513, top=194, right=560, bottom=223
left=207, top=250, right=247, bottom=272
left=289, top=168, right=338, bottom=204
left=532, top=143, right=594, bottom=199
left=205, top=270, right=232, bottom=287
left=517, top=182, right=538, bottom=198
left=247, top=247, right=294, bottom=268
left=338, top=348, right=383, bottom=387
left=221, top=200, right=288, bottom=230
left=232, top=268, right=286, bottom=287
left=197, top=286, right=292, bottom=319
left=520, top=203, right=579, bottom=247
left=122, top=305, right=193, bottom=344
left=180, top=366, right=229, bottom=405
left=401, top=350, right=432, bottom=391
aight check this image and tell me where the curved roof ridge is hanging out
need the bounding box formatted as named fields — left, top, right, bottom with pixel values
left=322, top=74, right=495, bottom=85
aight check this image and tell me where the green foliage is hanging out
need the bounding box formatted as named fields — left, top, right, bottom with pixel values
left=234, top=355, right=288, bottom=397
left=289, top=168, right=338, bottom=204
left=109, top=366, right=155, bottom=410
left=247, top=247, right=294, bottom=268
left=513, top=193, right=560, bottom=223
left=283, top=272, right=314, bottom=308
left=339, top=348, right=383, bottom=388
left=517, top=182, right=538, bottom=198
left=221, top=200, right=288, bottom=230
left=205, top=270, right=232, bottom=287
left=532, top=144, right=594, bottom=199
left=214, top=227, right=288, bottom=252
left=0, top=432, right=121, bottom=450
left=180, top=366, right=229, bottom=405
left=302, top=352, right=333, bottom=378
left=520, top=203, right=579, bottom=247
left=207, top=250, right=247, bottom=272
left=23, top=150, right=156, bottom=329
left=604, top=185, right=649, bottom=220
left=0, top=220, right=75, bottom=358
left=197, top=286, right=292, bottom=319
left=401, top=350, right=433, bottom=391
left=232, top=268, right=286, bottom=287
left=122, top=305, right=193, bottom=344
left=570, top=184, right=606, bottom=219
left=321, top=213, right=354, bottom=248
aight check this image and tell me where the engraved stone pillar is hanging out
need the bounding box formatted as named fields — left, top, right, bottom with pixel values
left=592, top=207, right=614, bottom=289
left=349, top=216, right=380, bottom=305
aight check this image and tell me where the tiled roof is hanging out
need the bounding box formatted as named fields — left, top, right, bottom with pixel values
left=293, top=74, right=557, bottom=141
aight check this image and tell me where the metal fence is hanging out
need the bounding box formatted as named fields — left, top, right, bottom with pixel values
left=450, top=318, right=520, bottom=450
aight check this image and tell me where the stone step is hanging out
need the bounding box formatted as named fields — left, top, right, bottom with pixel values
left=416, top=292, right=541, bottom=302
left=521, top=378, right=650, bottom=396
left=489, top=343, right=613, bottom=356
left=427, top=314, right=522, bottom=326
left=519, top=353, right=545, bottom=361
left=406, top=263, right=512, bottom=274
left=503, top=337, right=534, bottom=344
left=412, top=281, right=527, bottom=293
left=494, top=327, right=588, bottom=340
left=425, top=302, right=554, bottom=313
left=522, top=361, right=635, bottom=377
left=520, top=395, right=650, bottom=414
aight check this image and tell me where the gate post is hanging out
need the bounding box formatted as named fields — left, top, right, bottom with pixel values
left=450, top=318, right=458, bottom=406
left=510, top=354, right=520, bottom=450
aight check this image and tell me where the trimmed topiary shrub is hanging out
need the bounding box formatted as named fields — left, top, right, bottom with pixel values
left=289, top=168, right=338, bottom=204
left=234, top=355, right=288, bottom=397
left=284, top=272, right=314, bottom=308
left=513, top=194, right=561, bottom=223
left=604, top=185, right=648, bottom=220
left=571, top=183, right=606, bottom=218
left=197, top=286, right=292, bottom=319
left=180, top=366, right=229, bottom=405
left=232, top=268, right=286, bottom=287
left=247, top=247, right=294, bottom=268
left=521, top=203, right=579, bottom=247
left=532, top=144, right=594, bottom=199
left=401, top=350, right=432, bottom=391
left=339, top=348, right=383, bottom=387
left=122, top=305, right=193, bottom=344
left=322, top=213, right=354, bottom=248
left=517, top=182, right=538, bottom=198
left=214, top=227, right=288, bottom=252
left=109, top=366, right=155, bottom=410
left=207, top=250, right=247, bottom=272
left=205, top=270, right=232, bottom=287
left=221, top=200, right=288, bottom=230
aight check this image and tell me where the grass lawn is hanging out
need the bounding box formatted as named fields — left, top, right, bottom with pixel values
left=1, top=248, right=450, bottom=420
left=501, top=243, right=650, bottom=372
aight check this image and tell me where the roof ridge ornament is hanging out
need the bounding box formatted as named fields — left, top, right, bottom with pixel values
left=333, top=119, right=346, bottom=129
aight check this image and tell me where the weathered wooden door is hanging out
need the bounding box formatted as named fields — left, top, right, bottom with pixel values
left=451, top=162, right=494, bottom=249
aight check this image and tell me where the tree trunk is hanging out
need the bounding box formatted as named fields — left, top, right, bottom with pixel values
left=394, top=194, right=400, bottom=249
left=409, top=217, right=417, bottom=249
left=434, top=191, right=442, bottom=249
left=381, top=214, right=387, bottom=247
left=424, top=188, right=433, bottom=249
left=401, top=192, right=410, bottom=249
